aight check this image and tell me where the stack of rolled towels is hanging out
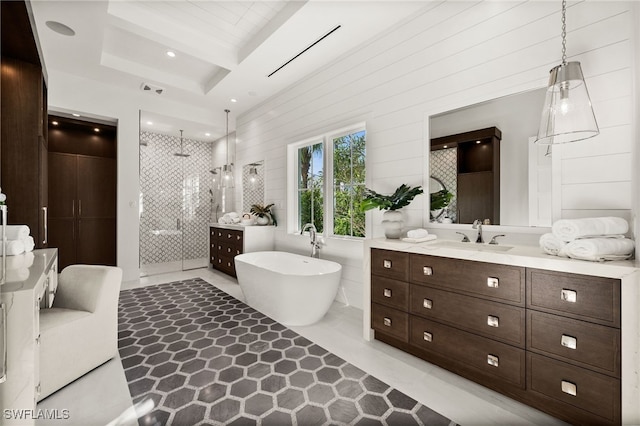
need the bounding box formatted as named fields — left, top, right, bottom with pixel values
left=402, top=228, right=437, bottom=243
left=540, top=217, right=635, bottom=262
left=218, top=212, right=240, bottom=225
left=0, top=225, right=35, bottom=256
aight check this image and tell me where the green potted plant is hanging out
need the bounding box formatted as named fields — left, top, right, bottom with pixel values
left=360, top=184, right=423, bottom=238
left=430, top=188, right=453, bottom=221
left=250, top=203, right=277, bottom=226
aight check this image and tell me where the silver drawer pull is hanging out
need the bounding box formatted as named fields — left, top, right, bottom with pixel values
left=423, top=266, right=433, bottom=276
left=383, top=288, right=392, bottom=298
left=237, top=235, right=241, bottom=240
left=383, top=317, right=392, bottom=327
left=423, top=332, right=432, bottom=342
left=487, top=315, right=499, bottom=328
left=383, top=260, right=392, bottom=269
left=227, top=248, right=232, bottom=253
left=423, top=298, right=433, bottom=309
left=561, top=380, right=577, bottom=396
left=487, top=277, right=499, bottom=288
left=487, top=354, right=499, bottom=367
left=561, top=289, right=577, bottom=303
left=561, top=335, right=577, bottom=350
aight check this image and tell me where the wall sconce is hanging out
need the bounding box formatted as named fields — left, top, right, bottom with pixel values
left=535, top=0, right=599, bottom=145
left=248, top=163, right=260, bottom=189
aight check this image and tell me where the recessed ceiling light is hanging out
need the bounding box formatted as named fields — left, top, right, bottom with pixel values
left=476, top=140, right=481, bottom=144
left=230, top=98, right=237, bottom=103
left=45, top=21, right=75, bottom=36
left=94, top=128, right=100, bottom=132
left=205, top=133, right=211, bottom=137
left=146, top=121, right=153, bottom=125
left=443, top=145, right=448, bottom=148
left=72, top=113, right=80, bottom=117
left=166, top=51, right=176, bottom=58
left=52, top=121, right=59, bottom=126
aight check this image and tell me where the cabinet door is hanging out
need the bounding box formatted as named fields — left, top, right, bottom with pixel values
left=77, top=156, right=116, bottom=266
left=48, top=153, right=77, bottom=268
left=77, top=156, right=116, bottom=219
left=457, top=172, right=493, bottom=224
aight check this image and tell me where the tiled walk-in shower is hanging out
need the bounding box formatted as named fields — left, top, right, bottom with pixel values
left=139, top=131, right=217, bottom=276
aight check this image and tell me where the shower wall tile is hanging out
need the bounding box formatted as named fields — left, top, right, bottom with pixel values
left=430, top=148, right=457, bottom=222
left=140, top=131, right=215, bottom=265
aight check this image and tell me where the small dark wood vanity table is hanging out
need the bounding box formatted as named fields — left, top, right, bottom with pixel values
left=209, top=224, right=274, bottom=277
left=366, top=241, right=637, bottom=425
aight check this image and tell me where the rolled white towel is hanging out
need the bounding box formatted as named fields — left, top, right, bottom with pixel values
left=552, top=217, right=629, bottom=242
left=406, top=228, right=429, bottom=239
left=3, top=225, right=30, bottom=240
left=0, top=239, right=25, bottom=256
left=5, top=252, right=34, bottom=283
left=22, top=236, right=35, bottom=252
left=565, top=238, right=635, bottom=262
left=539, top=233, right=569, bottom=257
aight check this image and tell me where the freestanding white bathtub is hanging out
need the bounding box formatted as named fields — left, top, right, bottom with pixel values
left=234, top=251, right=342, bottom=326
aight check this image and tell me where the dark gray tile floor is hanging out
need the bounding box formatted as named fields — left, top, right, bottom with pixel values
left=118, top=278, right=457, bottom=426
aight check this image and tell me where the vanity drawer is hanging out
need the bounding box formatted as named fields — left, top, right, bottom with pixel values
left=217, top=241, right=242, bottom=258
left=371, top=276, right=409, bottom=311
left=219, top=229, right=244, bottom=246
left=371, top=303, right=409, bottom=342
left=215, top=254, right=236, bottom=277
left=410, top=285, right=525, bottom=348
left=527, top=269, right=620, bottom=327
left=528, top=353, right=620, bottom=424
left=409, top=254, right=525, bottom=306
left=527, top=311, right=620, bottom=377
left=210, top=227, right=218, bottom=241
left=410, top=316, right=525, bottom=388
left=371, top=249, right=409, bottom=281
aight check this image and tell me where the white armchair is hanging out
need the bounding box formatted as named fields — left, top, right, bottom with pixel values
left=38, top=265, right=123, bottom=401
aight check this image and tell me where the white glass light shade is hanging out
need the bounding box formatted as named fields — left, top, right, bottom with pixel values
left=222, top=164, right=234, bottom=188
left=248, top=167, right=258, bottom=189
left=535, top=61, right=599, bottom=144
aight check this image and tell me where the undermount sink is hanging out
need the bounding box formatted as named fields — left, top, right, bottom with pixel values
left=432, top=240, right=513, bottom=252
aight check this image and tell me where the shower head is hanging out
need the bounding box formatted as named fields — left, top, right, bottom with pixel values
left=210, top=169, right=218, bottom=174
left=173, top=129, right=190, bottom=157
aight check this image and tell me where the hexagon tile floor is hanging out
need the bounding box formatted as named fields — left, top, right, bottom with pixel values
left=117, top=278, right=458, bottom=426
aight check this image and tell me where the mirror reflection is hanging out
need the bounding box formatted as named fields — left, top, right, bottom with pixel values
left=242, top=161, right=264, bottom=212
left=429, top=88, right=547, bottom=226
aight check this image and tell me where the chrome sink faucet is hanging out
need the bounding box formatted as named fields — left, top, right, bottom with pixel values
left=301, top=223, right=322, bottom=258
left=472, top=219, right=484, bottom=243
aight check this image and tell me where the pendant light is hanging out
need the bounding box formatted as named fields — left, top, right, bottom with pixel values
left=535, top=0, right=599, bottom=145
left=222, top=109, right=234, bottom=188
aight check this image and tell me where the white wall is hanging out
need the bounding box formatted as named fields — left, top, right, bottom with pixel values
left=48, top=70, right=217, bottom=281
left=235, top=1, right=637, bottom=310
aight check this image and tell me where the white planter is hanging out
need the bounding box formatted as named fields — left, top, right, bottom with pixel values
left=382, top=210, right=403, bottom=239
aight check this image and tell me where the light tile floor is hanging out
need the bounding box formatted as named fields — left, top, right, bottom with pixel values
left=37, top=267, right=566, bottom=426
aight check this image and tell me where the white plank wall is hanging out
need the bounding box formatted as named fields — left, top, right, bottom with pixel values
left=234, top=1, right=637, bottom=310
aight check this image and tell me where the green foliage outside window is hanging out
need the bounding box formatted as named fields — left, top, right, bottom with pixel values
left=333, top=131, right=366, bottom=237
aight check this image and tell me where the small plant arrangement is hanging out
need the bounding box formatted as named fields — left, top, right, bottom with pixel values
left=360, top=184, right=424, bottom=212
left=430, top=189, right=453, bottom=210
left=250, top=203, right=277, bottom=226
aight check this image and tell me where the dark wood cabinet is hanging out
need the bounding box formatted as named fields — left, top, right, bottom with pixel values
left=209, top=224, right=275, bottom=277
left=431, top=127, right=501, bottom=224
left=371, top=248, right=622, bottom=425
left=1, top=57, right=48, bottom=247
left=48, top=152, right=116, bottom=269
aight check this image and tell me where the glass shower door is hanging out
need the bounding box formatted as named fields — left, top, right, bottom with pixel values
left=139, top=129, right=211, bottom=276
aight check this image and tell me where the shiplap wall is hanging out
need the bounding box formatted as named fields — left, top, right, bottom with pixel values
left=234, top=1, right=637, bottom=310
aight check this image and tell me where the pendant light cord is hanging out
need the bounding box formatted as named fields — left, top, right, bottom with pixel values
left=561, top=0, right=567, bottom=65
left=225, top=109, right=230, bottom=166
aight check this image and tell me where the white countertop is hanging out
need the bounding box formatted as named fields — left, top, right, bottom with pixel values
left=210, top=223, right=275, bottom=230
left=0, top=249, right=58, bottom=293
left=366, top=238, right=638, bottom=279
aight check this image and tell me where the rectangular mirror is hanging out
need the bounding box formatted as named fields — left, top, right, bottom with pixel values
left=429, top=88, right=547, bottom=227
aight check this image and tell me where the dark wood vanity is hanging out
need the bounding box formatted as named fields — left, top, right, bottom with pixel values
left=209, top=224, right=274, bottom=277
left=370, top=247, right=626, bottom=425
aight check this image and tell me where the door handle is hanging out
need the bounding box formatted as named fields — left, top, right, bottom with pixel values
left=42, top=206, right=48, bottom=245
